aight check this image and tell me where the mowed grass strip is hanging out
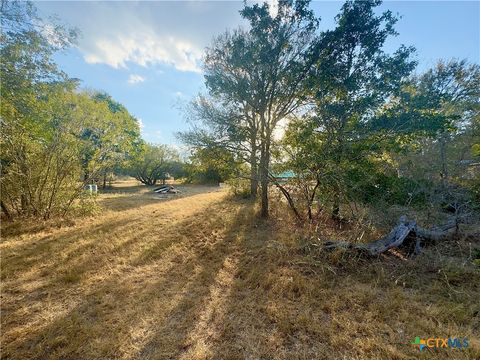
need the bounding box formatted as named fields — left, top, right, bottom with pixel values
left=1, top=185, right=479, bottom=359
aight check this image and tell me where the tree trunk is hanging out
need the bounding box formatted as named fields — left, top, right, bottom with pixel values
left=250, top=149, right=258, bottom=198
left=259, top=139, right=270, bottom=218
left=102, top=171, right=107, bottom=189
left=332, top=191, right=340, bottom=221
left=307, top=179, right=320, bottom=222
left=260, top=172, right=269, bottom=218
left=273, top=180, right=303, bottom=222
left=251, top=174, right=258, bottom=198
left=439, top=133, right=449, bottom=186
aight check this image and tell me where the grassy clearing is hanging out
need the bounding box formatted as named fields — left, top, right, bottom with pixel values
left=1, top=182, right=479, bottom=359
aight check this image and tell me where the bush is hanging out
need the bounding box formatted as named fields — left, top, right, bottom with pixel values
left=226, top=178, right=251, bottom=198
left=347, top=169, right=431, bottom=207
left=72, top=192, right=100, bottom=217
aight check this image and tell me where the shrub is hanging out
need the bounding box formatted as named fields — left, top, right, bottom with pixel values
left=226, top=178, right=251, bottom=198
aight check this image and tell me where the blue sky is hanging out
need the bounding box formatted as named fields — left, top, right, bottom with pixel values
left=35, top=1, right=479, bottom=146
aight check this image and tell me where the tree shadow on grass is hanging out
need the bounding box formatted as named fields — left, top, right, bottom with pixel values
left=0, top=217, right=140, bottom=281
left=203, top=214, right=340, bottom=359
left=1, top=199, right=255, bottom=360
left=136, top=200, right=258, bottom=360
left=1, top=188, right=226, bottom=286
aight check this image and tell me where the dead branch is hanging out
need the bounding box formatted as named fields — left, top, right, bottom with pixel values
left=323, top=216, right=458, bottom=256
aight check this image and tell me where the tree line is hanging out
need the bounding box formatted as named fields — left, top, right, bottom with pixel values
left=0, top=1, right=191, bottom=219
left=1, top=0, right=478, bottom=222
left=180, top=0, right=480, bottom=221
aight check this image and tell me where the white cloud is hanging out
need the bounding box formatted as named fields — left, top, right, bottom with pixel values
left=174, top=91, right=184, bottom=97
left=37, top=2, right=244, bottom=73
left=86, top=33, right=203, bottom=73
left=128, top=74, right=146, bottom=84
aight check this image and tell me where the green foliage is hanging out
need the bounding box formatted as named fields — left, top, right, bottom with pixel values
left=2, top=0, right=478, bottom=224
left=185, top=147, right=242, bottom=184
left=0, top=1, right=141, bottom=219
left=347, top=170, right=432, bottom=206
left=1, top=1, right=79, bottom=219
left=72, top=192, right=101, bottom=217
left=190, top=0, right=321, bottom=215
left=128, top=143, right=180, bottom=185
left=226, top=178, right=251, bottom=198
left=2, top=86, right=87, bottom=219
left=386, top=60, right=480, bottom=209
left=473, top=249, right=480, bottom=267
left=281, top=0, right=417, bottom=219
left=78, top=91, right=142, bottom=185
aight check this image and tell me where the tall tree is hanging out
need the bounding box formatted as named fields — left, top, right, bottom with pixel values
left=283, top=0, right=416, bottom=220
left=82, top=92, right=142, bottom=188
left=414, top=60, right=480, bottom=184
left=0, top=1, right=142, bottom=218
left=373, top=60, right=480, bottom=182
left=202, top=0, right=320, bottom=217
left=379, top=59, right=480, bottom=210
left=0, top=0, right=80, bottom=218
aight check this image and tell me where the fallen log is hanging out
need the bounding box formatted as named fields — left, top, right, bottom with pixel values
left=323, top=216, right=458, bottom=256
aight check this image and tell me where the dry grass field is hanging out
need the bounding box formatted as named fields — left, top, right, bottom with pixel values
left=1, top=181, right=479, bottom=359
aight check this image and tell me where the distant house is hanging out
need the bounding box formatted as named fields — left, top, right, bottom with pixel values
left=273, top=170, right=296, bottom=182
